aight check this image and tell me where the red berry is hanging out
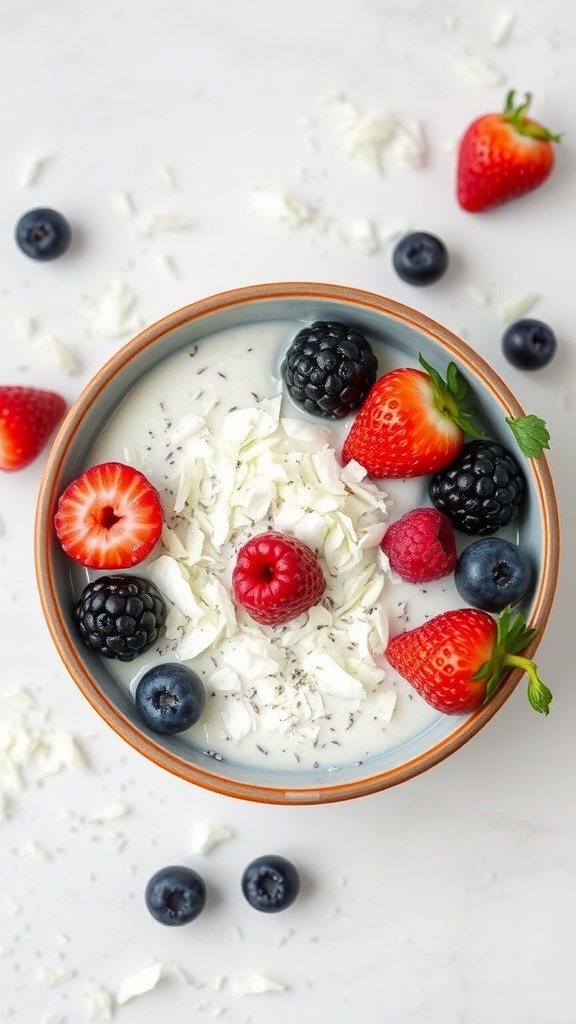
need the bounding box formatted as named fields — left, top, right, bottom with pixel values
left=232, top=531, right=326, bottom=626
left=54, top=462, right=164, bottom=569
left=381, top=507, right=457, bottom=583
left=0, top=386, right=66, bottom=471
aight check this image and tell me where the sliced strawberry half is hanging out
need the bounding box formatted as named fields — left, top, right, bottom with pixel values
left=54, top=462, right=164, bottom=569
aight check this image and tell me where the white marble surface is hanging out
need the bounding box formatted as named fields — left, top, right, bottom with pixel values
left=0, top=1, right=574, bottom=1021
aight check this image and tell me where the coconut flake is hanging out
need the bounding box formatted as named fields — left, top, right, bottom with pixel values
left=87, top=801, right=129, bottom=822
left=13, top=315, right=37, bottom=340
left=82, top=280, right=141, bottom=340
left=252, top=188, right=316, bottom=228
left=84, top=981, right=114, bottom=1021
left=498, top=292, right=540, bottom=323
left=349, top=218, right=380, bottom=254
left=18, top=156, right=49, bottom=187
left=111, top=190, right=135, bottom=217
left=231, top=974, right=286, bottom=995
left=0, top=717, right=85, bottom=822
left=454, top=53, right=506, bottom=87
left=33, top=334, right=80, bottom=375
left=190, top=821, right=233, bottom=855
left=116, top=962, right=164, bottom=1005
left=38, top=965, right=75, bottom=987
left=491, top=11, right=516, bottom=46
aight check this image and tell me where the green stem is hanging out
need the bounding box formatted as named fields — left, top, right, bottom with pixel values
left=504, top=654, right=553, bottom=716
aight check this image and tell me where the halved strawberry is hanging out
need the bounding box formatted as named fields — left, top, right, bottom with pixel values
left=342, top=356, right=482, bottom=478
left=54, top=462, right=163, bottom=569
left=385, top=605, right=552, bottom=715
left=0, top=385, right=66, bottom=471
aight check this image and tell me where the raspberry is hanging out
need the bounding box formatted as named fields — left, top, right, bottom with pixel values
left=232, top=531, right=326, bottom=626
left=75, top=575, right=166, bottom=661
left=429, top=440, right=526, bottom=535
left=281, top=321, right=378, bottom=419
left=380, top=507, right=457, bottom=583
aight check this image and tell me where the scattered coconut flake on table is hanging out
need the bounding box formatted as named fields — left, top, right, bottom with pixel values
left=231, top=974, right=286, bottom=995
left=111, top=190, right=136, bottom=217
left=38, top=965, right=75, bottom=987
left=116, top=962, right=166, bottom=1005
left=86, top=801, right=129, bottom=823
left=0, top=715, right=86, bottom=822
left=498, top=291, right=540, bottom=323
left=139, top=209, right=192, bottom=235
left=82, top=280, right=141, bottom=340
left=190, top=820, right=233, bottom=855
left=18, top=155, right=50, bottom=187
left=156, top=252, right=179, bottom=278
left=84, top=981, right=114, bottom=1022
left=454, top=52, right=506, bottom=87
left=33, top=333, right=80, bottom=375
left=393, top=120, right=427, bottom=168
left=464, top=283, right=491, bottom=306
left=348, top=218, right=380, bottom=254
left=252, top=188, right=317, bottom=228
left=22, top=838, right=52, bottom=861
left=13, top=315, right=37, bottom=340
left=323, top=93, right=397, bottom=175
left=491, top=10, right=516, bottom=46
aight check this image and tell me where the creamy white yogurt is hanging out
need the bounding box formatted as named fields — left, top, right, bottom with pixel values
left=87, top=320, right=462, bottom=771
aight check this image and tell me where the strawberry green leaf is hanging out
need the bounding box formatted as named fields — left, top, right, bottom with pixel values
left=474, top=606, right=552, bottom=714
left=502, top=90, right=562, bottom=143
left=506, top=414, right=550, bottom=458
left=418, top=354, right=486, bottom=439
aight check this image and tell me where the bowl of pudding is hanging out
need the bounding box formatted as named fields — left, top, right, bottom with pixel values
left=35, top=282, right=559, bottom=804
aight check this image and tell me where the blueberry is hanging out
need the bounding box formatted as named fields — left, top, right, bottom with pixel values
left=454, top=537, right=533, bottom=612
left=15, top=208, right=72, bottom=261
left=135, top=663, right=205, bottom=734
left=392, top=231, right=449, bottom=286
left=145, top=865, right=206, bottom=925
left=502, top=318, right=557, bottom=371
left=241, top=855, right=300, bottom=913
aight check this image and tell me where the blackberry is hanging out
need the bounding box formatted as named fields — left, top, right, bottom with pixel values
left=281, top=320, right=378, bottom=419
left=75, top=575, right=166, bottom=661
left=428, top=440, right=526, bottom=536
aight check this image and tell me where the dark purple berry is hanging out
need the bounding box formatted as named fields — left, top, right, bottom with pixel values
left=15, top=208, right=72, bottom=261
left=392, top=231, right=449, bottom=286
left=145, top=865, right=206, bottom=925
left=502, top=318, right=557, bottom=370
left=454, top=537, right=533, bottom=612
left=241, top=855, right=300, bottom=913
left=135, top=663, right=205, bottom=734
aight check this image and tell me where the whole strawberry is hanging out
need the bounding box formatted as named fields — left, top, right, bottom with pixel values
left=381, top=507, right=457, bottom=583
left=385, top=606, right=552, bottom=716
left=0, top=385, right=66, bottom=471
left=457, top=90, right=561, bottom=213
left=342, top=355, right=482, bottom=478
left=232, top=530, right=326, bottom=626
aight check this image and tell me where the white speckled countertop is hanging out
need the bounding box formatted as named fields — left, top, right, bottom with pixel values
left=1, top=2, right=574, bottom=1021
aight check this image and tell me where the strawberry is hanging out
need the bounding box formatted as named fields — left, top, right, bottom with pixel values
left=385, top=606, right=552, bottom=716
left=341, top=355, right=482, bottom=478
left=457, top=90, right=561, bottom=213
left=232, top=530, right=326, bottom=626
left=54, top=462, right=164, bottom=569
left=0, top=386, right=66, bottom=471
left=380, top=507, right=456, bottom=583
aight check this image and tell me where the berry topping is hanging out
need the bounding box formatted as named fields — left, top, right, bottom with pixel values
left=232, top=530, right=326, bottom=626
left=502, top=318, right=557, bottom=371
left=0, top=385, right=66, bottom=471
left=15, top=207, right=72, bottom=261
left=342, top=356, right=483, bottom=479
left=281, top=320, right=378, bottom=419
left=241, top=855, right=300, bottom=913
left=392, top=231, right=449, bottom=286
left=428, top=439, right=526, bottom=535
left=145, top=865, right=206, bottom=926
left=386, top=605, right=552, bottom=716
left=456, top=90, right=561, bottom=213
left=74, top=574, right=166, bottom=662
left=54, top=462, right=163, bottom=569
left=381, top=507, right=457, bottom=583
left=454, top=537, right=533, bottom=612
left=135, top=663, right=206, bottom=734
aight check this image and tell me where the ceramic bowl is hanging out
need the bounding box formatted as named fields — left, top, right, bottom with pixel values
left=35, top=283, right=559, bottom=804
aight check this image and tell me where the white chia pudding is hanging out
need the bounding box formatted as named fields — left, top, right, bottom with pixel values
left=86, top=319, right=463, bottom=771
